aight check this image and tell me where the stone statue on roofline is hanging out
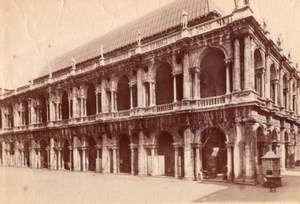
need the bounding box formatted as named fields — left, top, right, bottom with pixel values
left=136, top=29, right=142, bottom=46
left=182, top=10, right=188, bottom=29
left=100, top=45, right=104, bottom=59
left=288, top=51, right=292, bottom=63
left=234, top=0, right=250, bottom=9
left=262, top=19, right=270, bottom=35
left=277, top=34, right=283, bottom=50
left=71, top=57, right=76, bottom=70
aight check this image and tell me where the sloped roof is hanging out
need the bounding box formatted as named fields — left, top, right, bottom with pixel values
left=39, top=0, right=225, bottom=77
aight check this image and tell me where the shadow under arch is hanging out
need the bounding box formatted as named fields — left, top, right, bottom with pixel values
left=201, top=127, right=227, bottom=175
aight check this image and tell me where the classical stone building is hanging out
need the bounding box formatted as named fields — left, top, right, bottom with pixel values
left=1, top=0, right=300, bottom=184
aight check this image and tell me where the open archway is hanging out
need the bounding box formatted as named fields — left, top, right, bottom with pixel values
left=200, top=48, right=226, bottom=98
left=117, top=75, right=130, bottom=111
left=201, top=127, right=227, bottom=177
left=87, top=137, right=96, bottom=171
left=256, top=127, right=265, bottom=165
left=63, top=140, right=70, bottom=170
left=40, top=139, right=48, bottom=168
left=21, top=100, right=29, bottom=125
left=157, top=131, right=174, bottom=176
left=119, top=135, right=131, bottom=173
left=24, top=141, right=30, bottom=167
left=156, top=62, right=174, bottom=105
left=87, top=84, right=96, bottom=116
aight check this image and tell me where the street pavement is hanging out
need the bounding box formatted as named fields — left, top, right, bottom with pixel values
left=0, top=167, right=300, bottom=203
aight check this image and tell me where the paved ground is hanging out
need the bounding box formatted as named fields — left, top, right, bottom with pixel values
left=1, top=167, right=300, bottom=203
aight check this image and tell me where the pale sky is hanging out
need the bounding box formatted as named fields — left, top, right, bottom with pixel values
left=1, top=0, right=300, bottom=89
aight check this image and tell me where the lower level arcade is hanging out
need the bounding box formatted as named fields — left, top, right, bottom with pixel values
left=0, top=108, right=299, bottom=184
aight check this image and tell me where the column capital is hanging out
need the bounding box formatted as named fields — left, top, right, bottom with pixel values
left=226, top=141, right=234, bottom=148
left=129, top=144, right=138, bottom=149
left=172, top=142, right=183, bottom=148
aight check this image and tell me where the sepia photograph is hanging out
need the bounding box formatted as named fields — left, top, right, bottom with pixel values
left=1, top=0, right=300, bottom=203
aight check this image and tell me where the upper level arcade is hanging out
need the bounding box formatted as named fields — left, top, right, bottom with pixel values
left=0, top=0, right=300, bottom=134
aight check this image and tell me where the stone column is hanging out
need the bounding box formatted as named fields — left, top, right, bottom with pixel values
left=110, top=90, right=116, bottom=112
left=95, top=146, right=101, bottom=173
left=130, top=144, right=138, bottom=176
left=183, top=52, right=191, bottom=100
left=234, top=38, right=241, bottom=92
left=226, top=61, right=231, bottom=94
left=69, top=146, right=73, bottom=170
left=150, top=146, right=156, bottom=176
left=195, top=144, right=201, bottom=180
left=95, top=93, right=99, bottom=114
left=20, top=149, right=24, bottom=167
left=265, top=55, right=271, bottom=99
left=261, top=69, right=265, bottom=97
left=245, top=124, right=255, bottom=182
left=194, top=70, right=200, bottom=99
left=280, top=139, right=286, bottom=171
left=82, top=148, right=87, bottom=171
left=289, top=78, right=293, bottom=111
left=226, top=142, right=234, bottom=181
left=297, top=86, right=300, bottom=115
left=130, top=85, right=133, bottom=109
left=173, top=144, right=179, bottom=179
left=279, top=68, right=284, bottom=107
left=173, top=74, right=177, bottom=102
left=57, top=148, right=62, bottom=170
left=138, top=131, right=145, bottom=175
left=37, top=148, right=41, bottom=169
left=112, top=147, right=118, bottom=173
left=274, top=81, right=278, bottom=105
left=137, top=68, right=143, bottom=107
left=183, top=127, right=193, bottom=180
left=234, top=123, right=243, bottom=179
left=244, top=35, right=252, bottom=90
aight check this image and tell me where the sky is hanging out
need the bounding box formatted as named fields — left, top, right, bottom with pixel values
left=1, top=0, right=300, bottom=89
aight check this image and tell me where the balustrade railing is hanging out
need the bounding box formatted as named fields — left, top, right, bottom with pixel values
left=197, top=95, right=226, bottom=107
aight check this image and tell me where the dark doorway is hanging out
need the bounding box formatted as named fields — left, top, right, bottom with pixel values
left=119, top=136, right=131, bottom=173
left=87, top=137, right=96, bottom=171
left=63, top=140, right=70, bottom=170
left=40, top=140, right=48, bottom=168
left=201, top=128, right=227, bottom=176
left=24, top=142, right=30, bottom=167
left=157, top=132, right=174, bottom=176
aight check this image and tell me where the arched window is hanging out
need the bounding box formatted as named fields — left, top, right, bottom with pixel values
left=61, top=91, right=69, bottom=119
left=117, top=75, right=130, bottom=111
left=156, top=62, right=173, bottom=105
left=270, top=64, right=277, bottom=103
left=86, top=84, right=96, bottom=116
left=254, top=49, right=263, bottom=96
left=200, top=48, right=226, bottom=98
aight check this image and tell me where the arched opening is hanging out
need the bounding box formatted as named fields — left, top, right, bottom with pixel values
left=156, top=62, right=174, bottom=105
left=284, top=132, right=290, bottom=168
left=87, top=84, right=96, bottom=116
left=256, top=127, right=265, bottom=165
left=63, top=140, right=70, bottom=170
left=117, top=75, right=130, bottom=111
left=254, top=50, right=263, bottom=96
left=7, top=104, right=14, bottom=128
left=22, top=100, right=29, bottom=125
left=200, top=48, right=226, bottom=98
left=40, top=139, right=48, bottom=168
left=119, top=135, right=131, bottom=173
left=9, top=142, right=14, bottom=166
left=157, top=132, right=174, bottom=176
left=201, top=128, right=227, bottom=178
left=24, top=141, right=30, bottom=167
left=87, top=137, right=96, bottom=171
left=292, top=83, right=297, bottom=112
left=283, top=75, right=289, bottom=109
left=40, top=95, right=47, bottom=122
left=270, top=64, right=277, bottom=103
left=61, top=91, right=69, bottom=120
